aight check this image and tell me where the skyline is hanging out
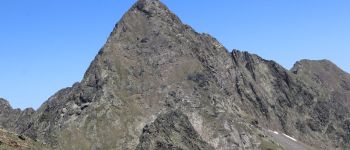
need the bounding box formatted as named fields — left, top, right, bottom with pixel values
left=0, top=0, right=349, bottom=109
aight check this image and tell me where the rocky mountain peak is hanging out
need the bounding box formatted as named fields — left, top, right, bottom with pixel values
left=106, top=0, right=182, bottom=42
left=1, top=0, right=350, bottom=149
left=134, top=0, right=167, bottom=15
left=82, top=0, right=229, bottom=93
left=81, top=0, right=193, bottom=89
left=292, top=59, right=340, bottom=73
left=291, top=59, right=350, bottom=89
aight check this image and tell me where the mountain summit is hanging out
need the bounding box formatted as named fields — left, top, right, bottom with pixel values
left=1, top=0, right=350, bottom=149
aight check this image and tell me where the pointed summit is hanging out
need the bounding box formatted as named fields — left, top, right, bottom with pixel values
left=133, top=0, right=168, bottom=16
left=129, top=0, right=180, bottom=21
left=82, top=0, right=228, bottom=89
left=1, top=0, right=350, bottom=149
left=30, top=0, right=234, bottom=149
left=105, top=0, right=183, bottom=43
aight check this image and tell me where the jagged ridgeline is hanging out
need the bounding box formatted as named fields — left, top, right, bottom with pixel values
left=1, top=0, right=350, bottom=149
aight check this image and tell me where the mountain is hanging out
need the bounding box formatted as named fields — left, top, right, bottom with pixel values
left=1, top=0, right=349, bottom=149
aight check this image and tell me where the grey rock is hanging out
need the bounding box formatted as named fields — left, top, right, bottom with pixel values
left=0, top=0, right=350, bottom=150
left=0, top=98, right=35, bottom=136
left=136, top=110, right=214, bottom=150
left=291, top=59, right=350, bottom=148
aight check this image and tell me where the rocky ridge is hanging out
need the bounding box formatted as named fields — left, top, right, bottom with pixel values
left=0, top=98, right=34, bottom=136
left=0, top=0, right=349, bottom=149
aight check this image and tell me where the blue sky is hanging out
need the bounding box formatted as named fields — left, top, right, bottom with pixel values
left=0, top=0, right=349, bottom=109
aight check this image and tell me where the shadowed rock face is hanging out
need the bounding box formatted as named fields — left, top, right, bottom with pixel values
left=1, top=0, right=350, bottom=149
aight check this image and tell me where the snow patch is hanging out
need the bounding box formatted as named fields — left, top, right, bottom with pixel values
left=268, top=129, right=279, bottom=135
left=283, top=133, right=297, bottom=142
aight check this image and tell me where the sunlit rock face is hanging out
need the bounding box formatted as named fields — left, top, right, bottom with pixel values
left=1, top=0, right=350, bottom=149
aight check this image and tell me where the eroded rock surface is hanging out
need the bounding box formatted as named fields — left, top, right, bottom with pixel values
left=136, top=110, right=214, bottom=150
left=0, top=0, right=350, bottom=150
left=0, top=98, right=35, bottom=136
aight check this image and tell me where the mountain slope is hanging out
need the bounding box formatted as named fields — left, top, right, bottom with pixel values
left=0, top=127, right=51, bottom=150
left=291, top=60, right=350, bottom=148
left=0, top=0, right=349, bottom=149
left=22, top=0, right=252, bottom=149
left=230, top=51, right=350, bottom=149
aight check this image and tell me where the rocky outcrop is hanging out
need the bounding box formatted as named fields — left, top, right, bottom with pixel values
left=136, top=110, right=214, bottom=150
left=0, top=98, right=35, bottom=135
left=0, top=0, right=349, bottom=149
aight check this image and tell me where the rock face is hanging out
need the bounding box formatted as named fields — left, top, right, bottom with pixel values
left=291, top=60, right=350, bottom=148
left=136, top=110, right=214, bottom=150
left=0, top=98, right=35, bottom=135
left=1, top=0, right=350, bottom=149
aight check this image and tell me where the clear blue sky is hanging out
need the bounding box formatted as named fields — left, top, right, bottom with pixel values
left=0, top=0, right=349, bottom=109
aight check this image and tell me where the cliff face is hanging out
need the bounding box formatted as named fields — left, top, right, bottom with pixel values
left=291, top=60, right=350, bottom=148
left=0, top=98, right=34, bottom=135
left=1, top=0, right=349, bottom=149
left=231, top=51, right=350, bottom=149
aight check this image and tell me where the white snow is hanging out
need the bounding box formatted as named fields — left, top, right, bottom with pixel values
left=267, top=129, right=297, bottom=142
left=282, top=133, right=297, bottom=142
left=268, top=129, right=279, bottom=135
